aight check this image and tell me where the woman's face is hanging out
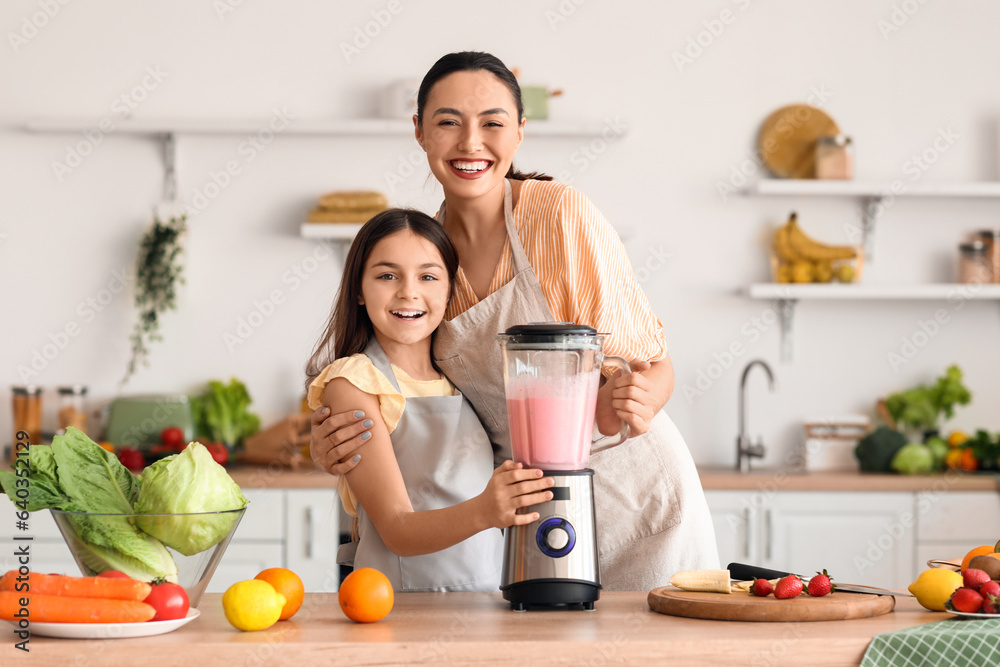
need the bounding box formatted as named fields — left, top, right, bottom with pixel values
left=415, top=69, right=525, bottom=201
left=359, top=229, right=451, bottom=354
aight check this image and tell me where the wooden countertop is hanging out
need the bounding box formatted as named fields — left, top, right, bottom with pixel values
left=27, top=592, right=945, bottom=666
left=225, top=463, right=999, bottom=493
left=697, top=467, right=999, bottom=492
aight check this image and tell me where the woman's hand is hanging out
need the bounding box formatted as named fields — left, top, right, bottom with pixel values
left=475, top=461, right=554, bottom=529
left=309, top=406, right=374, bottom=475
left=595, top=357, right=675, bottom=437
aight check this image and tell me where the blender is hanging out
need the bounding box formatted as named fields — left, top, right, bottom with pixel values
left=497, top=323, right=630, bottom=611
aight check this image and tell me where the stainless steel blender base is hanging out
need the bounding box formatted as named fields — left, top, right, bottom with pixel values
left=500, top=470, right=601, bottom=610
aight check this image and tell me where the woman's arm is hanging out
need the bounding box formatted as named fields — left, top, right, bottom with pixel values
left=310, top=406, right=372, bottom=475
left=595, top=355, right=674, bottom=437
left=323, top=378, right=553, bottom=557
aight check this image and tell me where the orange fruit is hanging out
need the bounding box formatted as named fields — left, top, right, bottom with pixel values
left=961, top=545, right=995, bottom=572
left=254, top=568, right=304, bottom=621
left=338, top=568, right=393, bottom=623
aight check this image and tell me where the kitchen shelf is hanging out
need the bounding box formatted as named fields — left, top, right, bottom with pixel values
left=746, top=179, right=1000, bottom=260
left=747, top=282, right=1000, bottom=361
left=24, top=117, right=622, bottom=138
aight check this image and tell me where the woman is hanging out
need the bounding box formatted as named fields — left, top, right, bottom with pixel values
left=311, top=51, right=719, bottom=591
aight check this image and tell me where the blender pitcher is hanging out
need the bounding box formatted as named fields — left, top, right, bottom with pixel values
left=498, top=323, right=630, bottom=470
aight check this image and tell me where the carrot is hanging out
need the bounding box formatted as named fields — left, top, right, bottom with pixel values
left=0, top=591, right=156, bottom=623
left=0, top=571, right=151, bottom=601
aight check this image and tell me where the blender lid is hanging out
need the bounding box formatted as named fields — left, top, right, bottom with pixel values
left=502, top=323, right=598, bottom=337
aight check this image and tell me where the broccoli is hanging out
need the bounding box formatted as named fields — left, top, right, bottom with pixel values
left=855, top=426, right=908, bottom=473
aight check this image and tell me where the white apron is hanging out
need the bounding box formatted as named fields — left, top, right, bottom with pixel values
left=433, top=180, right=719, bottom=591
left=337, top=338, right=503, bottom=592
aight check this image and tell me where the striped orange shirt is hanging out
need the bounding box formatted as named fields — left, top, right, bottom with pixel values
left=444, top=179, right=667, bottom=362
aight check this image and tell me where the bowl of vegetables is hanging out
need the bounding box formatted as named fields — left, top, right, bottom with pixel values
left=0, top=427, right=248, bottom=607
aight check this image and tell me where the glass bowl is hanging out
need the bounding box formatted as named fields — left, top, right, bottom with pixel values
left=49, top=507, right=245, bottom=607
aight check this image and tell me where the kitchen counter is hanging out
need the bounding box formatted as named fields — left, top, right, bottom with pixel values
left=25, top=592, right=945, bottom=666
left=225, top=462, right=999, bottom=492
left=697, top=467, right=999, bottom=492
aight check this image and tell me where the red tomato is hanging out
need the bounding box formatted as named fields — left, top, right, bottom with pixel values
left=144, top=582, right=190, bottom=622
left=116, top=447, right=145, bottom=471
left=206, top=442, right=229, bottom=466
left=97, top=571, right=132, bottom=579
left=160, top=426, right=185, bottom=450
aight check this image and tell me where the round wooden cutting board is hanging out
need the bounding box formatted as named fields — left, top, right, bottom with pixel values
left=648, top=587, right=895, bottom=622
left=758, top=104, right=840, bottom=179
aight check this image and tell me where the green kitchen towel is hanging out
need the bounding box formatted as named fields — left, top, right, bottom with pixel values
left=860, top=618, right=1000, bottom=667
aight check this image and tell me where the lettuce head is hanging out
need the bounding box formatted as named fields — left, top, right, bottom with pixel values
left=134, top=442, right=248, bottom=555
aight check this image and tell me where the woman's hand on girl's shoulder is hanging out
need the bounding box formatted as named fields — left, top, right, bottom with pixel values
left=310, top=405, right=374, bottom=475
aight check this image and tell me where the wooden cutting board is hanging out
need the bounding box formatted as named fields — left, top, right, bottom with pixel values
left=758, top=104, right=840, bottom=179
left=648, top=586, right=895, bottom=622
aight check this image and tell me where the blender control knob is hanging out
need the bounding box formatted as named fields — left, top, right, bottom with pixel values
left=545, top=527, right=569, bottom=550
left=535, top=517, right=576, bottom=558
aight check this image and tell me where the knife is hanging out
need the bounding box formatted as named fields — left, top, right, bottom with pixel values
left=727, top=562, right=913, bottom=597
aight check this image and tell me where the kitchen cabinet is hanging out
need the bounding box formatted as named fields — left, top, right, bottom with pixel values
left=744, top=179, right=1000, bottom=360
left=705, top=490, right=915, bottom=589
left=0, top=487, right=340, bottom=592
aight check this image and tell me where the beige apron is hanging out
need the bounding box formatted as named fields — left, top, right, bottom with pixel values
left=337, top=338, right=503, bottom=592
left=433, top=180, right=719, bottom=591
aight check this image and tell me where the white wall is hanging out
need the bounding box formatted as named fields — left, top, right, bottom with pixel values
left=3, top=0, right=999, bottom=468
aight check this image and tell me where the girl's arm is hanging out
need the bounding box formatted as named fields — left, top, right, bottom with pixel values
left=323, top=378, right=553, bottom=558
left=595, top=354, right=674, bottom=437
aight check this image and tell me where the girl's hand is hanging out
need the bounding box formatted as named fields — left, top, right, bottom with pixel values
left=476, top=461, right=554, bottom=529
left=310, top=406, right=374, bottom=475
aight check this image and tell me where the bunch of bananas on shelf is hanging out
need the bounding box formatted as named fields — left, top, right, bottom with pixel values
left=773, top=212, right=858, bottom=284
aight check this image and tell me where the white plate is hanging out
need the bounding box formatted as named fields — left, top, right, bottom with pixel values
left=945, top=609, right=1000, bottom=620
left=12, top=608, right=199, bottom=639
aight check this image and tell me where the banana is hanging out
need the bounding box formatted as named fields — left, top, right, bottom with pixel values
left=785, top=212, right=857, bottom=262
left=669, top=569, right=732, bottom=594
left=772, top=223, right=800, bottom=262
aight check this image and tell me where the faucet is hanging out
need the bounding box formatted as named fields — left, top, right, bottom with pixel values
left=737, top=359, right=776, bottom=473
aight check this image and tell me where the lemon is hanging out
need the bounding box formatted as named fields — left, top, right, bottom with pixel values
left=790, top=260, right=815, bottom=283
left=835, top=264, right=855, bottom=283
left=908, top=568, right=963, bottom=611
left=814, top=260, right=834, bottom=283
left=223, top=579, right=287, bottom=631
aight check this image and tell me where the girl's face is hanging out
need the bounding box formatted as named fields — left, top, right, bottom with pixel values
left=359, top=229, right=451, bottom=353
left=414, top=69, right=525, bottom=201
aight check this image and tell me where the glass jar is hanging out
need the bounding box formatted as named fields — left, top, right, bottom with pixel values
left=958, top=240, right=991, bottom=284
left=57, top=385, right=88, bottom=433
left=11, top=386, right=42, bottom=467
left=977, top=228, right=1000, bottom=283
left=815, top=135, right=854, bottom=180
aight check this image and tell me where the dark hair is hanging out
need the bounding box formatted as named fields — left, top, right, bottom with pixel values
left=416, top=51, right=552, bottom=182
left=305, top=208, right=459, bottom=390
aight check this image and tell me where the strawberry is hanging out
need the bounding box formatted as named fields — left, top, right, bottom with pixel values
left=984, top=593, right=1000, bottom=615
left=773, top=575, right=803, bottom=599
left=979, top=580, right=1000, bottom=600
left=751, top=578, right=773, bottom=597
left=949, top=587, right=985, bottom=614
left=807, top=570, right=834, bottom=597
left=962, top=568, right=991, bottom=591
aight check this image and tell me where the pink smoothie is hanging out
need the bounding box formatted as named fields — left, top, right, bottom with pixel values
left=507, top=380, right=599, bottom=470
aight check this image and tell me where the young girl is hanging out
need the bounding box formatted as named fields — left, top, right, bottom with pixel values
left=305, top=208, right=553, bottom=592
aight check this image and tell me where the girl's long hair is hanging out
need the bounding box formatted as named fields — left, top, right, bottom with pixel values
left=305, top=208, right=459, bottom=391
left=416, top=51, right=552, bottom=182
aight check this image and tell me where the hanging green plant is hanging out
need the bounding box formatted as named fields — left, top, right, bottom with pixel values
left=122, top=213, right=187, bottom=385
